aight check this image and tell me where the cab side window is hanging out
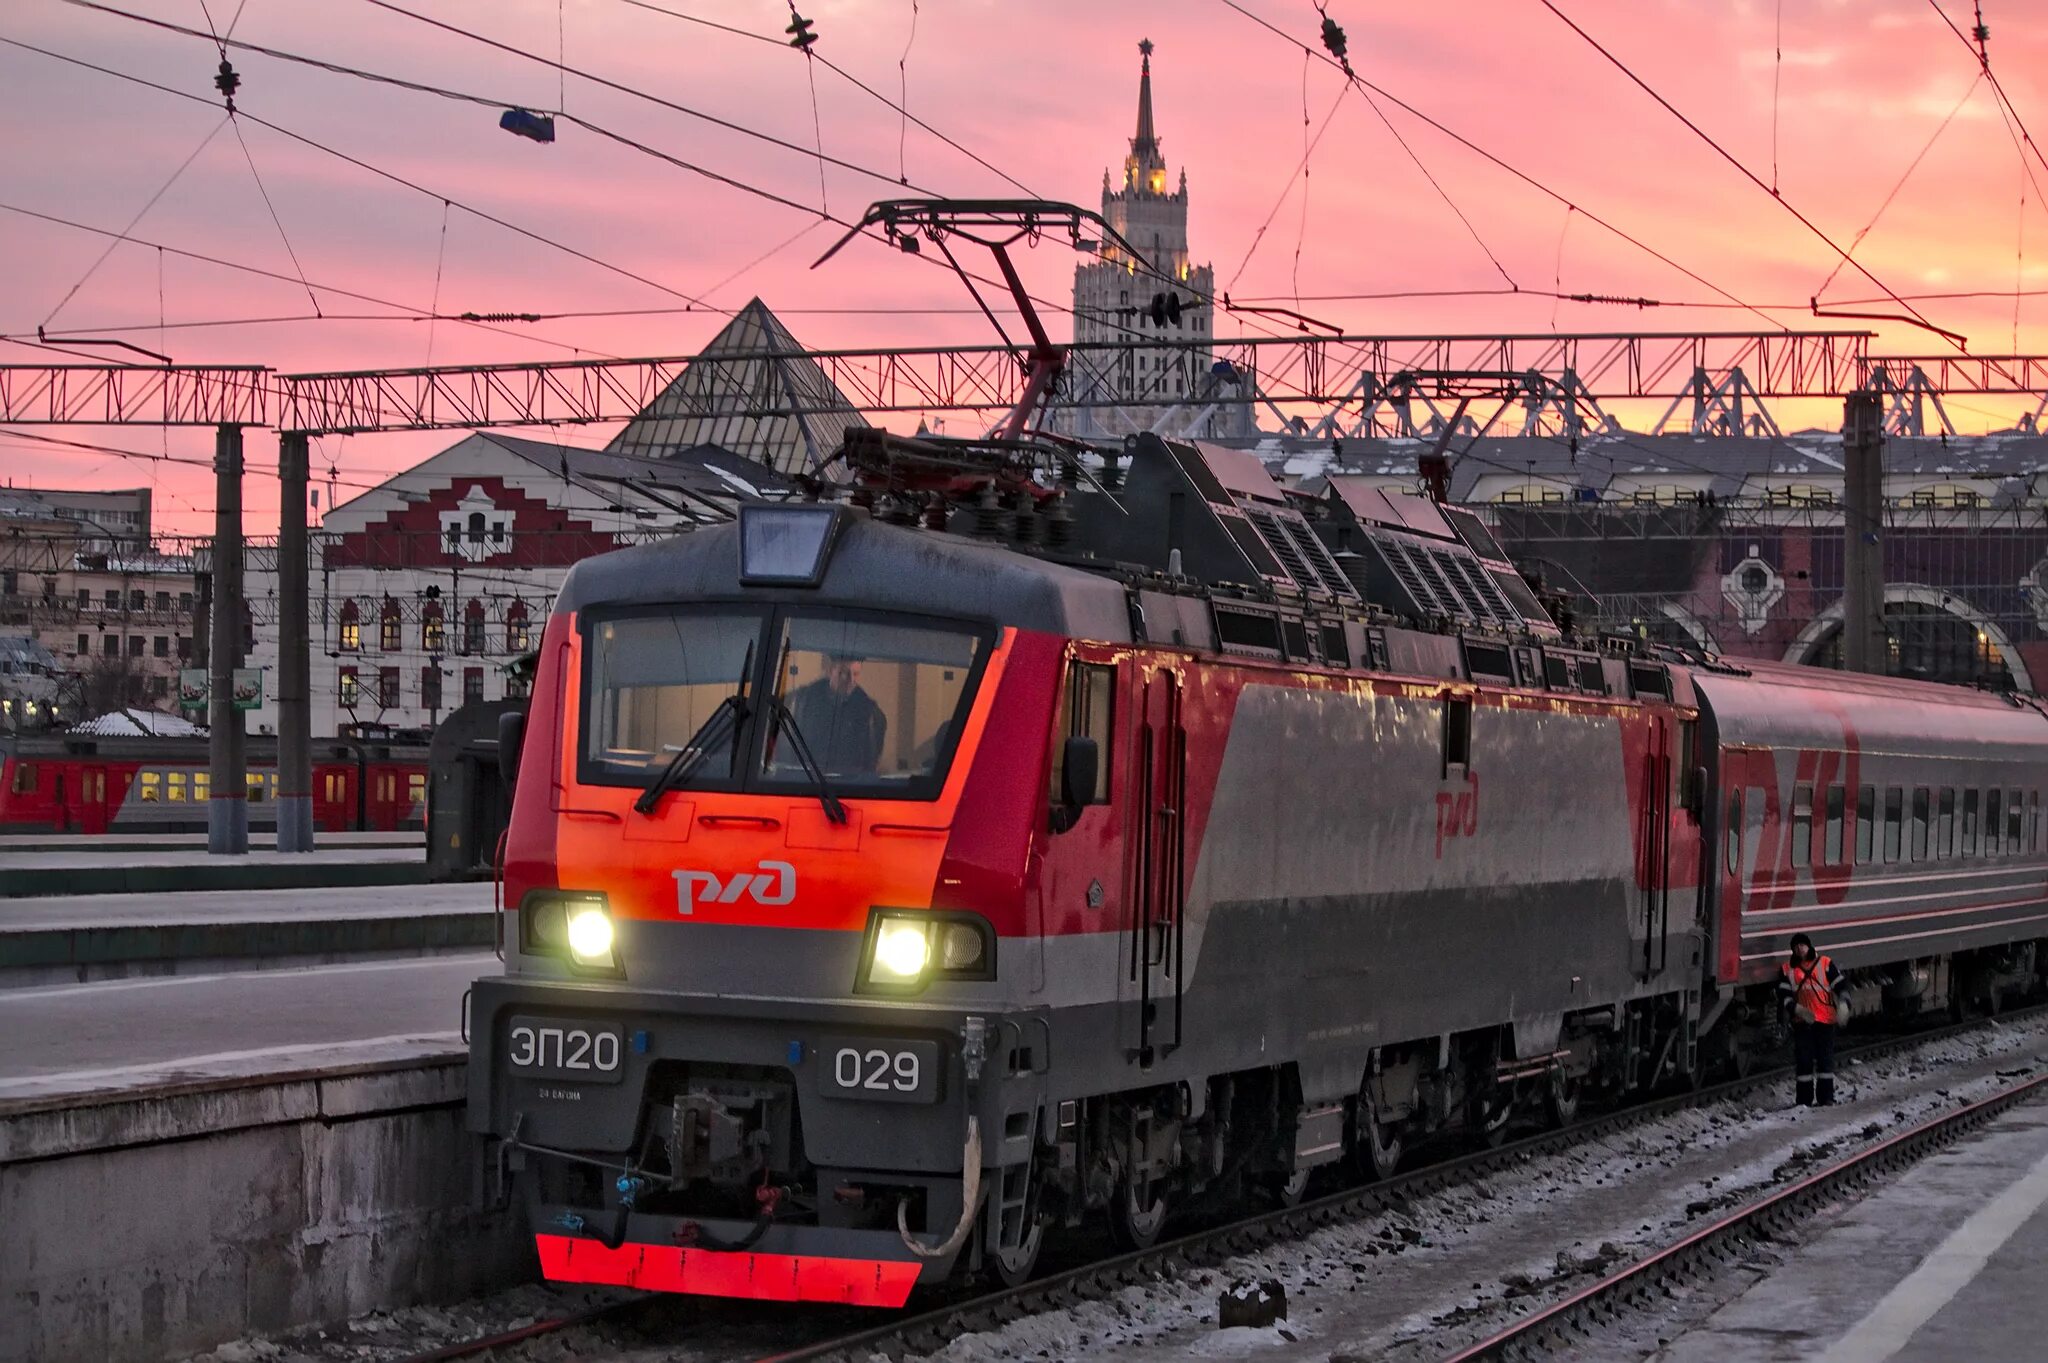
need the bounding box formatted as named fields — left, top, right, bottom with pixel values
left=1051, top=662, right=1114, bottom=805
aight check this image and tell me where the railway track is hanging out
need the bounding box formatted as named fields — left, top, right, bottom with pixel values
left=1440, top=1067, right=2048, bottom=1362
left=392, top=1006, right=2047, bottom=1363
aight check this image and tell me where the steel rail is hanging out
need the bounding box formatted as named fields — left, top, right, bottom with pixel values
left=752, top=1004, right=2048, bottom=1363
left=1440, top=1068, right=2048, bottom=1362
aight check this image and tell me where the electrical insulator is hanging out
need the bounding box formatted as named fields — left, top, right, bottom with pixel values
left=786, top=12, right=818, bottom=50
left=499, top=109, right=557, bottom=144
left=1319, top=15, right=1348, bottom=64
left=213, top=59, right=240, bottom=109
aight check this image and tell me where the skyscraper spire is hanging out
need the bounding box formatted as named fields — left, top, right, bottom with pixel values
left=1125, top=38, right=1166, bottom=193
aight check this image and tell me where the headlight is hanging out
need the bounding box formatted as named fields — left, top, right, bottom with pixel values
left=858, top=910, right=994, bottom=993
left=566, top=904, right=616, bottom=967
left=520, top=892, right=619, bottom=974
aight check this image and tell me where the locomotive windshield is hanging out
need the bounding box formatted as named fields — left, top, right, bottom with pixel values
left=581, top=607, right=987, bottom=799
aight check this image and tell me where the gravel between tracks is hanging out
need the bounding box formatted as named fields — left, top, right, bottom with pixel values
left=905, top=1015, right=2048, bottom=1363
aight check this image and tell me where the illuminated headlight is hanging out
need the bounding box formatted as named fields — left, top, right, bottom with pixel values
left=566, top=904, right=616, bottom=967
left=858, top=910, right=994, bottom=993
left=521, top=892, right=619, bottom=973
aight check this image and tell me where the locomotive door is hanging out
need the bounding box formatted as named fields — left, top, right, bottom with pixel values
left=1639, top=716, right=1673, bottom=975
left=1122, top=666, right=1186, bottom=1067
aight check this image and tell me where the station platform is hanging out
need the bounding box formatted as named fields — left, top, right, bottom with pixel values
left=0, top=881, right=493, bottom=985
left=0, top=843, right=430, bottom=896
left=1656, top=1093, right=2048, bottom=1362
left=0, top=952, right=481, bottom=1112
left=0, top=952, right=521, bottom=1363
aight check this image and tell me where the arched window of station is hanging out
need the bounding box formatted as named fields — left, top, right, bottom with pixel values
left=337, top=599, right=361, bottom=653
left=421, top=599, right=445, bottom=655
left=1786, top=586, right=2027, bottom=691
left=379, top=598, right=401, bottom=652
left=504, top=600, right=531, bottom=654
left=462, top=598, right=486, bottom=655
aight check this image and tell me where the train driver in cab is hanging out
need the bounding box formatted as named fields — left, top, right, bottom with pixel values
left=787, top=652, right=887, bottom=775
left=1778, top=932, right=1844, bottom=1107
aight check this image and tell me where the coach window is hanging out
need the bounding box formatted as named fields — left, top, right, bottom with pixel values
left=1725, top=791, right=1742, bottom=874
left=1856, top=785, right=1875, bottom=863
left=1792, top=783, right=1814, bottom=867
left=1443, top=696, right=1473, bottom=777
left=1939, top=788, right=1957, bottom=858
left=166, top=771, right=186, bottom=803
left=1963, top=789, right=1981, bottom=857
left=138, top=771, right=160, bottom=802
left=1883, top=787, right=1904, bottom=862
left=2006, top=790, right=2024, bottom=851
left=1988, top=790, right=2006, bottom=856
left=1051, top=661, right=1115, bottom=806
left=1824, top=784, right=1845, bottom=865
left=1911, top=788, right=1930, bottom=861
left=2032, top=791, right=2042, bottom=853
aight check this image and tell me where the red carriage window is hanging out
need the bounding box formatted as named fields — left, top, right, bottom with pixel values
left=1856, top=785, right=1875, bottom=863
left=1791, top=783, right=1813, bottom=867
left=10, top=761, right=36, bottom=795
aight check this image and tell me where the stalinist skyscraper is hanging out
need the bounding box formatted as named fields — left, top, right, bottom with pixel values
left=1067, top=40, right=1244, bottom=441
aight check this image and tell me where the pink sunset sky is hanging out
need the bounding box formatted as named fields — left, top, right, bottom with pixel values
left=3, top=0, right=2046, bottom=534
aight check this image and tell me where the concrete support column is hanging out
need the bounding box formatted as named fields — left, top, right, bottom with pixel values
left=1842, top=391, right=1887, bottom=676
left=207, top=424, right=248, bottom=855
left=276, top=431, right=314, bottom=852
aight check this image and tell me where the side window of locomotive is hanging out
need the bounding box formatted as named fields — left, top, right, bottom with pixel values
left=1883, top=786, right=1904, bottom=863
left=1824, top=785, right=1844, bottom=866
left=1050, top=662, right=1115, bottom=805
left=1442, top=696, right=1473, bottom=776
left=9, top=761, right=34, bottom=795
left=1856, top=784, right=1875, bottom=864
left=1963, top=789, right=1981, bottom=857
left=1911, top=788, right=1931, bottom=862
left=1791, top=783, right=1813, bottom=867
left=585, top=610, right=764, bottom=780
left=763, top=613, right=985, bottom=790
left=1939, top=788, right=1957, bottom=858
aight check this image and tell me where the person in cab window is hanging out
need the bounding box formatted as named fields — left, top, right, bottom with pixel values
left=788, top=653, right=886, bottom=775
left=1777, top=932, right=1845, bottom=1106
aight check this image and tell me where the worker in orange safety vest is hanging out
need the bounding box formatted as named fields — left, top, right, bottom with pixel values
left=1777, top=932, right=1844, bottom=1105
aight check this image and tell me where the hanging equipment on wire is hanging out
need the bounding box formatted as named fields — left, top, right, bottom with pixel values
left=499, top=108, right=557, bottom=143
left=213, top=58, right=240, bottom=113
left=786, top=11, right=819, bottom=50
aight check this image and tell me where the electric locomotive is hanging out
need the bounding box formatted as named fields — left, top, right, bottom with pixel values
left=468, top=431, right=2048, bottom=1305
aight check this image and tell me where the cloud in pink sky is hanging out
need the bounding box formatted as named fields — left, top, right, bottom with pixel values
left=3, top=0, right=2046, bottom=533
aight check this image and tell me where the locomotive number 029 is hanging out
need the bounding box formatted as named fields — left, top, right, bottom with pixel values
left=820, top=1037, right=940, bottom=1104
left=505, top=1017, right=626, bottom=1084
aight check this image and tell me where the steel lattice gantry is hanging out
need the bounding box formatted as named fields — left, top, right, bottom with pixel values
left=0, top=331, right=1877, bottom=435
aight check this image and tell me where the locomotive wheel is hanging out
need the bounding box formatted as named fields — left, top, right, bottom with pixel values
left=1353, top=1103, right=1404, bottom=1182
left=1107, top=1176, right=1170, bottom=1251
left=1254, top=1167, right=1312, bottom=1209
left=1543, top=1071, right=1581, bottom=1128
left=1478, top=1094, right=1514, bottom=1148
left=987, top=1221, right=1044, bottom=1288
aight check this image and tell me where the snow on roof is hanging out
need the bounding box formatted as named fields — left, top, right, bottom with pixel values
left=68, top=708, right=207, bottom=737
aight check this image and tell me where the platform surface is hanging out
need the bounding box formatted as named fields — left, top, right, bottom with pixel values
left=0, top=881, right=488, bottom=931
left=0, top=953, right=487, bottom=1108
left=1655, top=1094, right=2048, bottom=1363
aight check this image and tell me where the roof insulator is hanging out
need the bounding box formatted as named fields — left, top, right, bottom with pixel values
left=213, top=59, right=240, bottom=111
left=786, top=11, right=818, bottom=50
left=499, top=109, right=557, bottom=144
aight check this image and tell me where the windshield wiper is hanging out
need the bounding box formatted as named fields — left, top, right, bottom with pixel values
left=634, top=642, right=753, bottom=816
left=765, top=696, right=849, bottom=825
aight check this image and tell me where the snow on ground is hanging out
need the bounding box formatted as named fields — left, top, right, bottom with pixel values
left=912, top=1017, right=2048, bottom=1363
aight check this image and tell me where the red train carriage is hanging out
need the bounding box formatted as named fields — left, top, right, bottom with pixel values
left=0, top=732, right=430, bottom=834
left=468, top=435, right=2048, bottom=1306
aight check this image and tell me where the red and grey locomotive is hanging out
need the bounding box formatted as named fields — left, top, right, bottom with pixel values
left=468, top=431, right=2048, bottom=1305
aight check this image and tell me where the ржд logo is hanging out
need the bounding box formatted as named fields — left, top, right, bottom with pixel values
left=673, top=860, right=796, bottom=915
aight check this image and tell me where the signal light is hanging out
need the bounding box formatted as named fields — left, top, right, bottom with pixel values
left=499, top=109, right=557, bottom=144
left=786, top=12, right=818, bottom=50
